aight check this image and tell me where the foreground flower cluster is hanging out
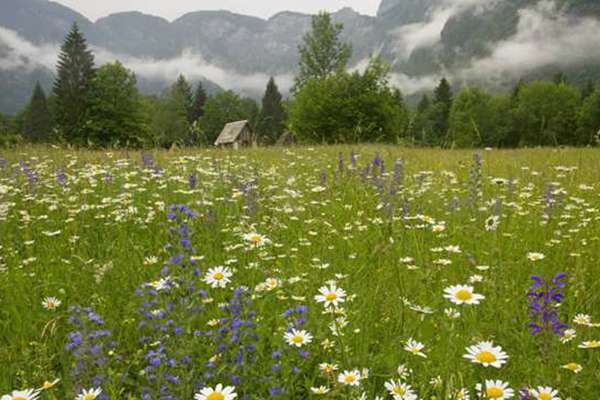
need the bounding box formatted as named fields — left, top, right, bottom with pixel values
left=0, top=147, right=599, bottom=399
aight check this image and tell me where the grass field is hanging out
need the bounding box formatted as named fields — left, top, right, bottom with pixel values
left=1, top=145, right=599, bottom=400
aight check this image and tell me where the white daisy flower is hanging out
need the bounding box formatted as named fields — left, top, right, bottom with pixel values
left=314, top=284, right=346, bottom=308
left=561, top=362, right=582, bottom=373
left=443, top=285, right=485, bottom=305
left=194, top=384, right=237, bottom=400
left=203, top=266, right=233, bottom=288
left=527, top=252, right=545, bottom=261
left=41, top=296, right=62, bottom=311
left=485, top=215, right=500, bottom=231
left=404, top=338, right=427, bottom=358
left=475, top=380, right=514, bottom=399
left=464, top=341, right=509, bottom=368
left=531, top=386, right=560, bottom=400
left=243, top=232, right=270, bottom=246
left=284, top=329, right=313, bottom=347
left=337, top=369, right=361, bottom=386
left=75, top=387, right=102, bottom=400
left=1, top=389, right=40, bottom=400
left=310, top=386, right=330, bottom=394
left=384, top=379, right=417, bottom=400
left=578, top=340, right=600, bottom=349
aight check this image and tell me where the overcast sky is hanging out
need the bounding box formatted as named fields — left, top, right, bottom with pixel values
left=52, top=0, right=381, bottom=21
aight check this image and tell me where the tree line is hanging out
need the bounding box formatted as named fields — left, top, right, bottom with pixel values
left=1, top=15, right=600, bottom=148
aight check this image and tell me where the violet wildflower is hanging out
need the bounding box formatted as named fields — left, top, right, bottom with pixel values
left=527, top=273, right=569, bottom=336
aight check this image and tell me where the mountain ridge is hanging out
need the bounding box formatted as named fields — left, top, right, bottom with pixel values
left=1, top=0, right=600, bottom=114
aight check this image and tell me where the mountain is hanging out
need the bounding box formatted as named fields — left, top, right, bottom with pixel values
left=1, top=0, right=600, bottom=114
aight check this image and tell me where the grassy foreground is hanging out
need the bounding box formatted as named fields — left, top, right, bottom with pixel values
left=0, top=145, right=599, bottom=399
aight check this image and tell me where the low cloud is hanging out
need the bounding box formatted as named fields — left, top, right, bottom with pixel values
left=0, top=27, right=293, bottom=95
left=391, top=0, right=499, bottom=60
left=0, top=26, right=59, bottom=71
left=460, top=0, right=600, bottom=80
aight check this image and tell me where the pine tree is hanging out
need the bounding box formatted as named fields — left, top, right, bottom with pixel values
left=23, top=82, right=52, bottom=142
left=173, top=75, right=194, bottom=123
left=53, top=23, right=95, bottom=142
left=258, top=77, right=286, bottom=144
left=431, top=78, right=453, bottom=145
left=191, top=82, right=207, bottom=122
left=293, top=11, right=352, bottom=92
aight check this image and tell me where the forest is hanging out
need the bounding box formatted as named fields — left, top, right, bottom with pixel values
left=1, top=12, right=600, bottom=149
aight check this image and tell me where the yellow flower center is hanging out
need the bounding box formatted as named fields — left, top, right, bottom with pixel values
left=588, top=340, right=600, bottom=347
left=538, top=393, right=552, bottom=400
left=486, top=387, right=504, bottom=398
left=344, top=375, right=356, bottom=383
left=325, top=293, right=338, bottom=301
left=292, top=334, right=304, bottom=344
left=456, top=289, right=473, bottom=301
left=476, top=351, right=497, bottom=363
left=83, top=395, right=96, bottom=400
left=213, top=272, right=224, bottom=280
left=13, top=397, right=27, bottom=400
left=565, top=362, right=579, bottom=371
left=249, top=235, right=261, bottom=242
left=206, top=393, right=225, bottom=400
left=393, top=386, right=406, bottom=395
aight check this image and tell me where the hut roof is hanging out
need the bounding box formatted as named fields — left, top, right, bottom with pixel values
left=214, top=120, right=251, bottom=146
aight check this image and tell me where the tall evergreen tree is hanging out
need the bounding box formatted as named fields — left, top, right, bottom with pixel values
left=53, top=23, right=95, bottom=142
left=190, top=82, right=207, bottom=122
left=430, top=78, right=453, bottom=145
left=258, top=77, right=286, bottom=144
left=293, top=11, right=352, bottom=92
left=173, top=75, right=194, bottom=123
left=23, top=82, right=52, bottom=142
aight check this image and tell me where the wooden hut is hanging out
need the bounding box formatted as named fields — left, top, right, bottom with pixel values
left=214, top=120, right=254, bottom=149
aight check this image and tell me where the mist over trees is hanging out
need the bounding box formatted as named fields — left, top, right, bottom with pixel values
left=2, top=16, right=600, bottom=148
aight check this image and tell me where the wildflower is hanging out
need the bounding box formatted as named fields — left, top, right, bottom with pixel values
left=337, top=370, right=361, bottom=386
left=41, top=379, right=60, bottom=390
left=404, top=338, right=427, bottom=358
left=284, top=329, right=313, bottom=347
left=464, top=341, right=509, bottom=368
left=1, top=389, right=40, bottom=400
left=527, top=252, right=545, bottom=262
left=384, top=379, right=417, bottom=400
left=527, top=273, right=568, bottom=336
left=559, top=329, right=576, bottom=343
left=485, top=215, right=500, bottom=231
left=578, top=340, right=600, bottom=349
left=75, top=388, right=102, bottom=400
left=41, top=296, right=62, bottom=310
left=475, top=380, right=514, bottom=399
left=243, top=232, right=270, bottom=246
left=454, top=388, right=470, bottom=399
left=310, top=386, right=330, bottom=394
left=203, top=266, right=233, bottom=288
left=194, top=384, right=238, bottom=400
left=314, top=284, right=346, bottom=308
left=531, top=386, right=560, bottom=400
left=561, top=362, right=582, bottom=373
left=443, top=285, right=485, bottom=305
left=572, top=314, right=591, bottom=326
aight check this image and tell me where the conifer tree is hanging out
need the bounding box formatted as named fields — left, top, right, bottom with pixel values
left=53, top=23, right=95, bottom=142
left=258, top=77, right=286, bottom=144
left=23, top=82, right=52, bottom=142
left=173, top=75, right=194, bottom=123
left=191, top=82, right=207, bottom=122
left=430, top=78, right=453, bottom=145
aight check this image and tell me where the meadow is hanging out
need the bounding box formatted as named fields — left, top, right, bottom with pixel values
left=0, top=145, right=599, bottom=400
